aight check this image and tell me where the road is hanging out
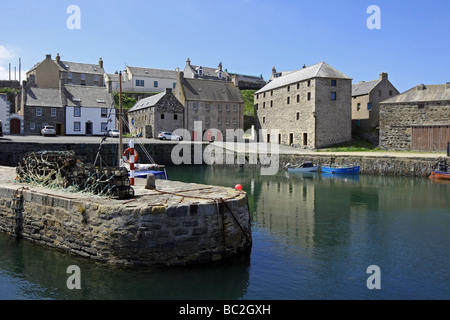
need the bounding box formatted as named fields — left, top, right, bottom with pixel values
left=0, top=134, right=447, bottom=159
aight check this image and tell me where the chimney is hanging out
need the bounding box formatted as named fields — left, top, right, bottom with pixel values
left=45, top=54, right=52, bottom=60
left=380, top=72, right=388, bottom=81
left=99, top=57, right=103, bottom=69
left=416, top=84, right=426, bottom=91
left=56, top=53, right=61, bottom=64
left=218, top=61, right=223, bottom=71
left=272, top=66, right=276, bottom=75
left=186, top=58, right=191, bottom=67
left=303, top=64, right=306, bottom=69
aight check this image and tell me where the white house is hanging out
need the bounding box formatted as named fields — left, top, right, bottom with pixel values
left=64, top=85, right=116, bottom=135
left=0, top=94, right=10, bottom=134
left=106, top=66, right=178, bottom=93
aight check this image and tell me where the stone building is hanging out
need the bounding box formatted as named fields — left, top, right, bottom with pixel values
left=113, top=66, right=178, bottom=93
left=174, top=71, right=244, bottom=141
left=228, top=73, right=267, bottom=91
left=20, top=86, right=65, bottom=135
left=26, top=53, right=105, bottom=88
left=352, top=72, right=399, bottom=131
left=254, top=62, right=352, bottom=149
left=127, top=88, right=184, bottom=138
left=379, top=83, right=450, bottom=152
left=0, top=94, right=10, bottom=135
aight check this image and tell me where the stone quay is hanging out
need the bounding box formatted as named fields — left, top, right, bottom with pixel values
left=0, top=166, right=252, bottom=267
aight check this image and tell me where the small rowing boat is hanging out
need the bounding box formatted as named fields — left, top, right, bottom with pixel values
left=429, top=171, right=450, bottom=180
left=321, top=166, right=360, bottom=174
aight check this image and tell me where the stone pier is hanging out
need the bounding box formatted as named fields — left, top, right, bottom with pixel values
left=0, top=166, right=252, bottom=267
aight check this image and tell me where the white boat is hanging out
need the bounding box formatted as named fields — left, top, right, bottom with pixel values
left=286, top=162, right=319, bottom=173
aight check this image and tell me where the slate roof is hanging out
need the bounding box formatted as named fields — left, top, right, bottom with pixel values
left=25, top=88, right=62, bottom=108
left=380, top=84, right=450, bottom=104
left=255, top=62, right=352, bottom=94
left=352, top=79, right=381, bottom=96
left=126, top=66, right=177, bottom=79
left=64, top=85, right=113, bottom=108
left=181, top=78, right=243, bottom=103
left=57, top=60, right=105, bottom=75
left=128, top=92, right=166, bottom=113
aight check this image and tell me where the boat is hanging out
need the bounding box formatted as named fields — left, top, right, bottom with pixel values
left=321, top=166, right=360, bottom=174
left=429, top=171, right=450, bottom=180
left=286, top=162, right=319, bottom=173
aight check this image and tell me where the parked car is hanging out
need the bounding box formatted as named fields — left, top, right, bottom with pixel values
left=158, top=131, right=183, bottom=141
left=108, top=129, right=120, bottom=138
left=41, top=125, right=56, bottom=136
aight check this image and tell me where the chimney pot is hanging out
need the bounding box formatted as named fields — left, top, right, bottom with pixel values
left=56, top=53, right=61, bottom=63
left=99, top=58, right=103, bottom=69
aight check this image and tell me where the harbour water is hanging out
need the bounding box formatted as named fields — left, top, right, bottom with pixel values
left=1, top=166, right=449, bottom=300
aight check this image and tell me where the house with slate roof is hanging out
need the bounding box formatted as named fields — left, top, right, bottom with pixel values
left=254, top=62, right=352, bottom=149
left=127, top=88, right=184, bottom=139
left=26, top=53, right=105, bottom=88
left=352, top=72, right=399, bottom=131
left=174, top=71, right=244, bottom=141
left=379, top=83, right=450, bottom=152
left=183, top=58, right=231, bottom=82
left=19, top=86, right=65, bottom=135
left=119, top=66, right=178, bottom=93
left=64, top=84, right=115, bottom=136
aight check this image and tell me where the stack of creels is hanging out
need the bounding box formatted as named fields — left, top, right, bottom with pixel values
left=16, top=151, right=134, bottom=199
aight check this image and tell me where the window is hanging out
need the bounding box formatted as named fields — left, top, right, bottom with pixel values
left=136, top=80, right=145, bottom=87
left=74, top=107, right=81, bottom=117
left=263, top=102, right=265, bottom=109
left=174, top=114, right=178, bottom=120
left=198, top=68, right=203, bottom=77
left=331, top=92, right=337, bottom=100
left=357, top=103, right=361, bottom=111
left=94, top=75, right=99, bottom=82
left=297, top=83, right=300, bottom=89
left=287, top=86, right=290, bottom=92
left=233, top=118, right=237, bottom=125
left=226, top=118, right=230, bottom=125
left=378, top=90, right=382, bottom=96
left=287, top=97, right=290, bottom=104
left=270, top=101, right=273, bottom=107
left=193, top=102, right=198, bottom=111
left=218, top=71, right=222, bottom=80
left=218, top=118, right=222, bottom=125
left=74, top=122, right=81, bottom=132
left=271, top=90, right=273, bottom=96
left=307, top=92, right=311, bottom=101
left=101, top=122, right=107, bottom=132
left=161, top=114, right=165, bottom=120
left=218, top=104, right=222, bottom=112
left=206, top=103, right=210, bottom=111
left=205, top=117, right=210, bottom=125
left=154, top=81, right=158, bottom=88
left=173, top=82, right=176, bottom=89
left=331, top=80, right=337, bottom=86
left=389, top=90, right=393, bottom=96
left=101, top=108, right=108, bottom=118
left=418, top=103, right=425, bottom=109
left=297, top=94, right=300, bottom=103
left=30, top=123, right=35, bottom=130
left=297, top=113, right=300, bottom=120
left=262, top=117, right=265, bottom=124
left=36, top=108, right=42, bottom=117
left=226, top=105, right=230, bottom=112
left=68, top=73, right=72, bottom=80
left=233, top=105, right=237, bottom=112
left=51, top=108, right=57, bottom=117
left=307, top=80, right=311, bottom=87
left=81, top=74, right=85, bottom=81
left=263, top=92, right=266, bottom=98
left=367, top=103, right=372, bottom=111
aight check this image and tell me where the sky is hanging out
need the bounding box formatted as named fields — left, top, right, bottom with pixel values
left=0, top=0, right=449, bottom=93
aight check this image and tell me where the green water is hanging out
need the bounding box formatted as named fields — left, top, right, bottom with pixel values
left=1, top=166, right=449, bottom=300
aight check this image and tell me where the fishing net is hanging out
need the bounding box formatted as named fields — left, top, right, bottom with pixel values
left=16, top=151, right=134, bottom=199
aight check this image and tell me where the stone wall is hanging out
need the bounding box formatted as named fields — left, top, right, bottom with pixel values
left=380, top=101, right=450, bottom=151
left=0, top=176, right=252, bottom=266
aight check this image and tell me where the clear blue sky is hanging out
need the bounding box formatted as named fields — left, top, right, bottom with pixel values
left=1, top=0, right=449, bottom=93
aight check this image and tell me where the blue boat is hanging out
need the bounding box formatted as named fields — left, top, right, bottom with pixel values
left=321, top=166, right=360, bottom=174
left=133, top=170, right=169, bottom=180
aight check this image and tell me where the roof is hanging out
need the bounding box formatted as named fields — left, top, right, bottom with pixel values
left=126, top=66, right=177, bottom=79
left=380, top=84, right=450, bottom=104
left=57, top=61, right=105, bottom=75
left=128, top=92, right=165, bottom=112
left=256, top=62, right=352, bottom=94
left=181, top=78, right=243, bottom=103
left=352, top=79, right=381, bottom=96
left=25, top=88, right=62, bottom=108
left=64, top=85, right=113, bottom=108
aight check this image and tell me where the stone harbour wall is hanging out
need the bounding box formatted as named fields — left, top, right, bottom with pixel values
left=0, top=177, right=252, bottom=267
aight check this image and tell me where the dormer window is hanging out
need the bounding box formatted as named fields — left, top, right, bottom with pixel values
left=218, top=71, right=222, bottom=80
left=198, top=67, right=203, bottom=77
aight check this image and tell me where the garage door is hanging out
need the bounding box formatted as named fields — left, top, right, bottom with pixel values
left=411, top=126, right=450, bottom=151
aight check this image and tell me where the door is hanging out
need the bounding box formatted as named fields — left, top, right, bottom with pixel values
left=10, top=119, right=20, bottom=134
left=56, top=123, right=63, bottom=135
left=85, top=122, right=93, bottom=135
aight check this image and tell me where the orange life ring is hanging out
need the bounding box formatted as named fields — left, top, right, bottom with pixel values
left=122, top=148, right=138, bottom=164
